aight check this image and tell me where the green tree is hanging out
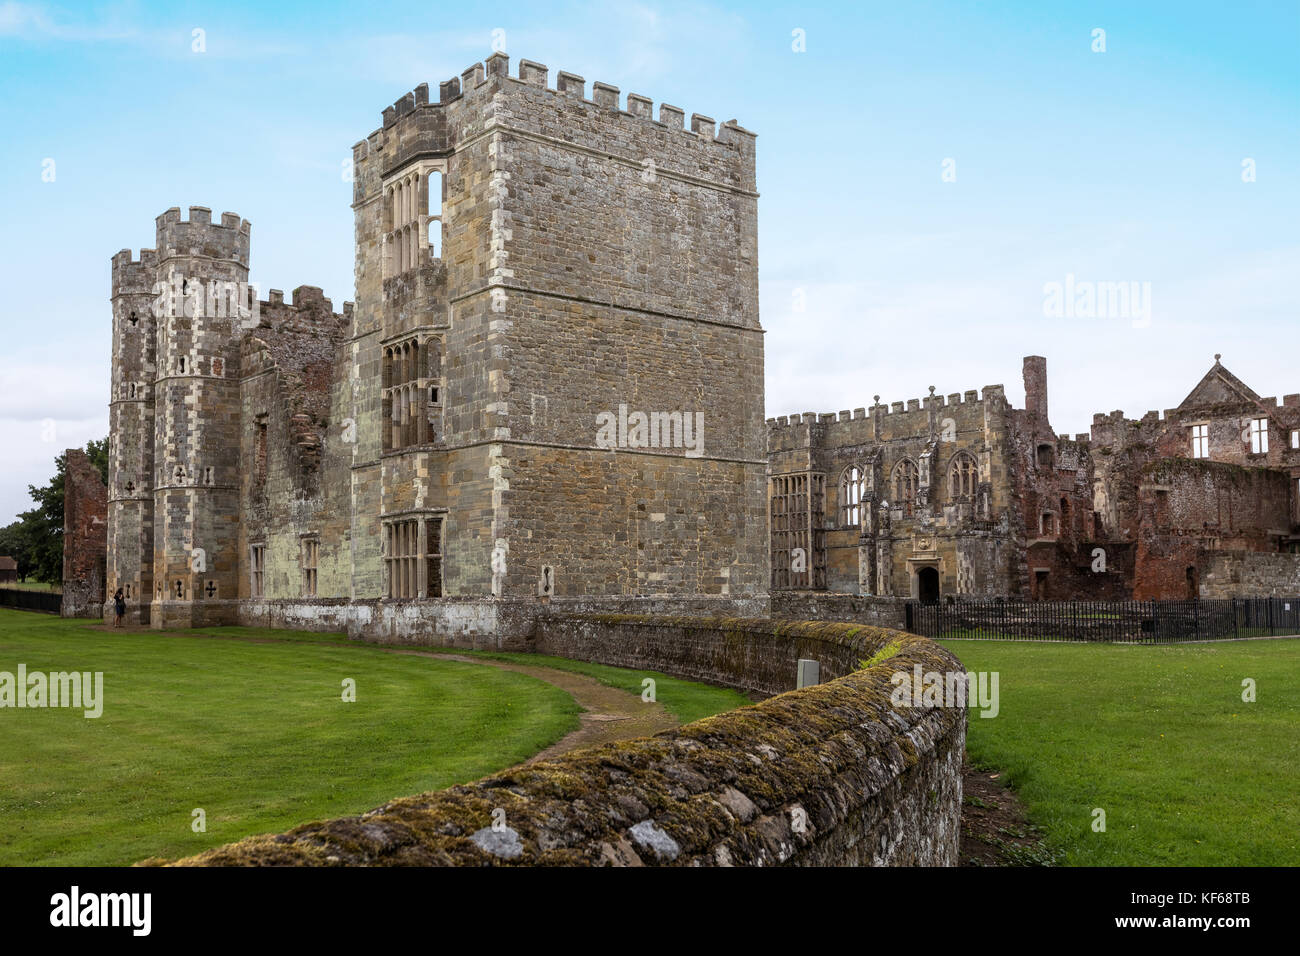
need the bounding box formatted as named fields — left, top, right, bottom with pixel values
left=0, top=521, right=34, bottom=581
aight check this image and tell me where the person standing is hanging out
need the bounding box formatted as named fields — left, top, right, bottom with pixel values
left=113, top=588, right=126, bottom=628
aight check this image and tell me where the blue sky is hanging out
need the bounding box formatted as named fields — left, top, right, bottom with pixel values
left=0, top=0, right=1297, bottom=524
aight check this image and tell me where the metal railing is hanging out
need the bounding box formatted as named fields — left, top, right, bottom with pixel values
left=905, top=597, right=1300, bottom=643
left=0, top=588, right=63, bottom=614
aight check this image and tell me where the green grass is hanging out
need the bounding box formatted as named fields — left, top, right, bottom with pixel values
left=943, top=637, right=1300, bottom=865
left=0, top=582, right=60, bottom=593
left=0, top=610, right=582, bottom=866
left=464, top=651, right=753, bottom=724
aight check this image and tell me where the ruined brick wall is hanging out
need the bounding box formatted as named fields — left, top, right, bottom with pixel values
left=238, top=288, right=351, bottom=605
left=1199, top=550, right=1300, bottom=598
left=1088, top=357, right=1300, bottom=598
left=769, top=354, right=1299, bottom=605
left=160, top=619, right=964, bottom=867
left=1007, top=367, right=1113, bottom=599
left=1131, top=459, right=1292, bottom=599
left=62, top=449, right=107, bottom=618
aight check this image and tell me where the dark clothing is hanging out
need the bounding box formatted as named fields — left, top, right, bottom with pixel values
left=114, top=597, right=126, bottom=616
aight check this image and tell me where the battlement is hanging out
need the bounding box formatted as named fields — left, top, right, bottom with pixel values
left=766, top=383, right=1007, bottom=430
left=766, top=382, right=1010, bottom=451
left=258, top=285, right=335, bottom=313
left=111, top=247, right=159, bottom=298
left=372, top=54, right=754, bottom=151
left=155, top=206, right=252, bottom=268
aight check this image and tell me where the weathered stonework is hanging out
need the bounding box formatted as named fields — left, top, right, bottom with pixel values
left=62, top=449, right=107, bottom=618
left=770, top=355, right=1300, bottom=601
left=102, top=57, right=768, bottom=641
left=152, top=618, right=965, bottom=867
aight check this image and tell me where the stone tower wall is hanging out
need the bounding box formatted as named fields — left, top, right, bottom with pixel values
left=346, top=54, right=768, bottom=618
left=150, top=207, right=250, bottom=627
left=106, top=248, right=158, bottom=623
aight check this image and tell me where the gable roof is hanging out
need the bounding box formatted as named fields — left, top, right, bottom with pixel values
left=0, top=556, right=17, bottom=570
left=1176, top=356, right=1262, bottom=411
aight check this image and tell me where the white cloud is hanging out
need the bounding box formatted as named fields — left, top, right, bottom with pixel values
left=0, top=358, right=106, bottom=422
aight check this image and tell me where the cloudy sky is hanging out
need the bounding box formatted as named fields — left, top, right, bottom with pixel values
left=0, top=0, right=1296, bottom=523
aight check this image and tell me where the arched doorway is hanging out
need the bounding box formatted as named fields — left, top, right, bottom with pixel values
left=917, top=566, right=940, bottom=604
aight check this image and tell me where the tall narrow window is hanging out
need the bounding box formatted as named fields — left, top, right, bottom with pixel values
left=255, top=419, right=268, bottom=484
left=769, top=473, right=825, bottom=589
left=1291, top=429, right=1299, bottom=450
left=383, top=336, right=441, bottom=452
left=385, top=518, right=423, bottom=599
left=892, top=459, right=918, bottom=512
left=948, top=453, right=976, bottom=499
left=250, top=544, right=265, bottom=597
left=1190, top=423, right=1209, bottom=459
left=1250, top=418, right=1268, bottom=454
left=301, top=537, right=319, bottom=597
left=427, top=169, right=443, bottom=259
left=839, top=465, right=863, bottom=527
left=426, top=517, right=443, bottom=598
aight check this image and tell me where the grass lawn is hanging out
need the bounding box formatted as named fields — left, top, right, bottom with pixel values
left=943, top=638, right=1300, bottom=866
left=0, top=610, right=585, bottom=866
left=0, top=582, right=61, bottom=593
left=465, top=651, right=753, bottom=724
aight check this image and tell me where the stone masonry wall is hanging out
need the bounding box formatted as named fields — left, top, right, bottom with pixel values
left=1199, top=550, right=1300, bottom=598
left=157, top=618, right=964, bottom=867
left=770, top=592, right=909, bottom=631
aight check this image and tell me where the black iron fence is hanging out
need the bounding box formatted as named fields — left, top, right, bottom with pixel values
left=0, top=588, right=63, bottom=614
left=906, top=597, right=1300, bottom=643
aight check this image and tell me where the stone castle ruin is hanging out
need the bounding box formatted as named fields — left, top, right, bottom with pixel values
left=99, top=53, right=768, bottom=641
left=770, top=355, right=1300, bottom=603
left=69, top=55, right=1300, bottom=632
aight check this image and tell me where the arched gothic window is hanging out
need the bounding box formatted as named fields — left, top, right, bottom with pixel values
left=893, top=459, right=918, bottom=507
left=840, top=465, right=863, bottom=527
left=948, top=453, right=977, bottom=499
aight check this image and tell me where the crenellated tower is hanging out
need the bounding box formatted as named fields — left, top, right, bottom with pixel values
left=106, top=248, right=159, bottom=623
left=149, top=206, right=251, bottom=627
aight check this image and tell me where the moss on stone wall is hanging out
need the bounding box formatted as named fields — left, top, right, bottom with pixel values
left=148, top=616, right=964, bottom=867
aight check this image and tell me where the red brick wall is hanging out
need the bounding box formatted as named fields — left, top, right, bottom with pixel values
left=62, top=448, right=108, bottom=617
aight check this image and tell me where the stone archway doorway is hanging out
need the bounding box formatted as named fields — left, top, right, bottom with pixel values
left=917, top=566, right=940, bottom=604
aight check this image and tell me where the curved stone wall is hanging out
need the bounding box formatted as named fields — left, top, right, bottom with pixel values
left=155, top=618, right=964, bottom=866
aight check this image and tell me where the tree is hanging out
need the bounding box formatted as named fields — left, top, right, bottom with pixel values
left=0, top=521, right=34, bottom=581
left=12, top=438, right=109, bottom=584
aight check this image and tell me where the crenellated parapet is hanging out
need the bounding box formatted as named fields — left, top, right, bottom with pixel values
left=155, top=206, right=251, bottom=269
left=767, top=383, right=1009, bottom=453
